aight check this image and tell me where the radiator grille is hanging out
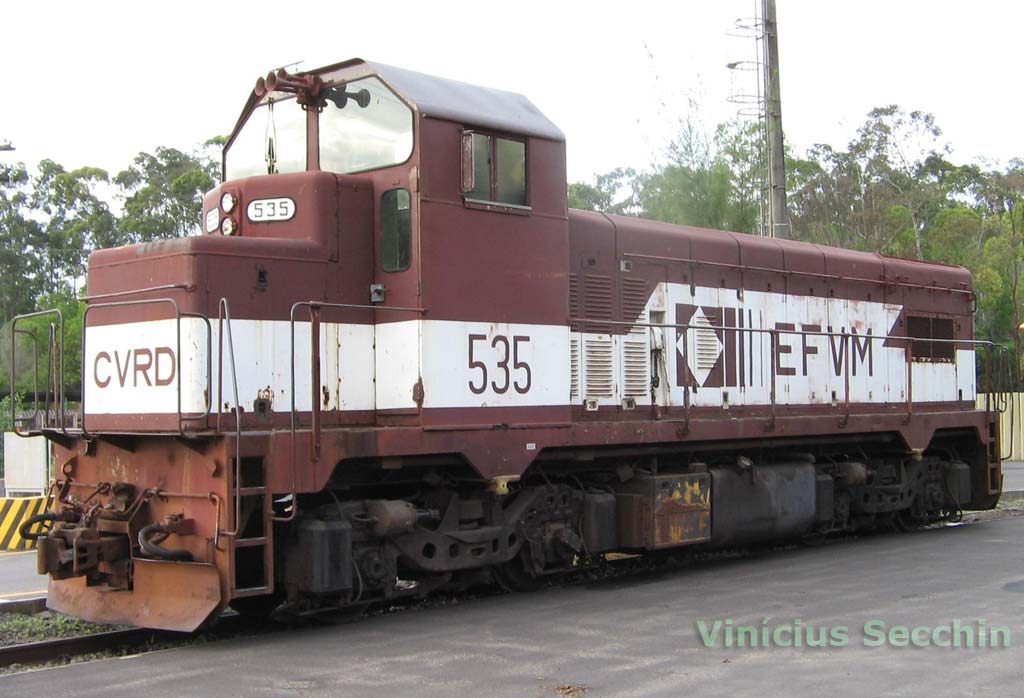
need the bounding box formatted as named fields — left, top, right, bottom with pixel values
left=570, top=334, right=581, bottom=402
left=584, top=335, right=614, bottom=399
left=568, top=274, right=580, bottom=325
left=693, top=312, right=721, bottom=370
left=583, top=275, right=614, bottom=331
left=622, top=328, right=650, bottom=398
left=621, top=277, right=649, bottom=323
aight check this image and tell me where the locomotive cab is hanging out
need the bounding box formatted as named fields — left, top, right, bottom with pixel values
left=199, top=59, right=572, bottom=429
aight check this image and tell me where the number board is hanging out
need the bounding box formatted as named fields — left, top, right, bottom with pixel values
left=247, top=197, right=296, bottom=222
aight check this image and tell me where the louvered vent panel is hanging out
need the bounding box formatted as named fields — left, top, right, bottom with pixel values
left=583, top=275, right=614, bottom=331
left=622, top=324, right=650, bottom=398
left=621, top=277, right=649, bottom=323
left=693, top=313, right=720, bottom=370
left=569, top=274, right=580, bottom=326
left=584, top=336, right=614, bottom=399
left=570, top=334, right=581, bottom=402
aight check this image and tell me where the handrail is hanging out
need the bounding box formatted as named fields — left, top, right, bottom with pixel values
left=78, top=283, right=196, bottom=302
left=622, top=251, right=976, bottom=297
left=572, top=316, right=1008, bottom=434
left=9, top=309, right=65, bottom=437
left=281, top=300, right=427, bottom=523
left=10, top=328, right=40, bottom=432
left=216, top=297, right=243, bottom=537
left=80, top=298, right=212, bottom=438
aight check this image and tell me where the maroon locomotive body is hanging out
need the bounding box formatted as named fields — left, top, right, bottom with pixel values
left=17, top=59, right=1003, bottom=631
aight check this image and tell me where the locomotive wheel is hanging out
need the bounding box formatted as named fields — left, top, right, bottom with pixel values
left=229, top=592, right=285, bottom=619
left=492, top=554, right=543, bottom=592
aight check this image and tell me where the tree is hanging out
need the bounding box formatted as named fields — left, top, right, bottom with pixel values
left=0, top=162, right=43, bottom=324
left=568, top=167, right=638, bottom=214
left=30, top=159, right=117, bottom=293
left=1, top=290, right=83, bottom=398
left=788, top=106, right=955, bottom=259
left=115, top=145, right=219, bottom=243
left=569, top=117, right=763, bottom=231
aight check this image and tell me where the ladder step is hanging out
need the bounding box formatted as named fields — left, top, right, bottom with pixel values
left=235, top=537, right=268, bottom=548
left=234, top=486, right=268, bottom=496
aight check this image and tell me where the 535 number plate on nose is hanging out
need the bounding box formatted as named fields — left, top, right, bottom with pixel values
left=247, top=197, right=296, bottom=222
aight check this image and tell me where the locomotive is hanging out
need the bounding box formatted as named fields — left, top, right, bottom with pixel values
left=14, top=58, right=1005, bottom=631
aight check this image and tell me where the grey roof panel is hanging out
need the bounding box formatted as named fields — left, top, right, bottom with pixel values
left=316, top=59, right=564, bottom=142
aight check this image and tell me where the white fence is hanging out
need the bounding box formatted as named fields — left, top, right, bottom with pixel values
left=984, top=394, right=1024, bottom=462
left=2, top=433, right=50, bottom=495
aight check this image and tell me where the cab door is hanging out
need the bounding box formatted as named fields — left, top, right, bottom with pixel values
left=372, top=183, right=422, bottom=421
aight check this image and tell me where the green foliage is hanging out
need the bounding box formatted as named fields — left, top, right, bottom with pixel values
left=0, top=610, right=123, bottom=646
left=115, top=145, right=219, bottom=243
left=31, top=159, right=116, bottom=293
left=0, top=290, right=83, bottom=397
left=0, top=139, right=219, bottom=399
left=0, top=392, right=22, bottom=432
left=570, top=116, right=761, bottom=233
left=568, top=167, right=638, bottom=214
left=0, top=392, right=23, bottom=476
left=0, top=163, right=44, bottom=325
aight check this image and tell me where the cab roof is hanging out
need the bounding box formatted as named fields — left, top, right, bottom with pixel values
left=310, top=58, right=565, bottom=142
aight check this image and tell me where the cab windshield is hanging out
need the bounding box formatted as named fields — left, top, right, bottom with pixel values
left=224, top=76, right=414, bottom=181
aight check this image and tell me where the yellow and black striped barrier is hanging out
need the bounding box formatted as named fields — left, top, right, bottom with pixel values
left=0, top=496, right=47, bottom=551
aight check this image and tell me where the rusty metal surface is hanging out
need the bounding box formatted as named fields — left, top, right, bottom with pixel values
left=47, top=559, right=222, bottom=632
left=615, top=473, right=710, bottom=549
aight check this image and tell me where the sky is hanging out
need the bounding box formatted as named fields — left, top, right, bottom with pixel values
left=2, top=0, right=1022, bottom=184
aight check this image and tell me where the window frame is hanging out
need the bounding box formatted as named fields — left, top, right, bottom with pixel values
left=907, top=315, right=956, bottom=363
left=380, top=187, right=412, bottom=273
left=461, top=129, right=531, bottom=214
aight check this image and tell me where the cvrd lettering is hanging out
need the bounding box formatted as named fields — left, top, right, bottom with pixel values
left=467, top=334, right=532, bottom=395
left=93, top=347, right=176, bottom=388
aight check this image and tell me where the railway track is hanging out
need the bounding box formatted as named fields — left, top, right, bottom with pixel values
left=0, top=611, right=256, bottom=671
left=0, top=626, right=179, bottom=669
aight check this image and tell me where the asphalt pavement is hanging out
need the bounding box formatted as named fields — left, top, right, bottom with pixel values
left=3, top=515, right=1023, bottom=697
left=1002, top=461, right=1024, bottom=492
left=0, top=550, right=44, bottom=603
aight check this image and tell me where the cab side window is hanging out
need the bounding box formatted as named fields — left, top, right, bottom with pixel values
left=462, top=131, right=527, bottom=207
left=381, top=188, right=411, bottom=272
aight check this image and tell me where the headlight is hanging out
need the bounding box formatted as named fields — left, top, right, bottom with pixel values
left=221, top=217, right=236, bottom=235
left=221, top=192, right=237, bottom=213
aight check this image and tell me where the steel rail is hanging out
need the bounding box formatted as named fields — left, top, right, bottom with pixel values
left=0, top=627, right=177, bottom=669
left=0, top=611, right=255, bottom=670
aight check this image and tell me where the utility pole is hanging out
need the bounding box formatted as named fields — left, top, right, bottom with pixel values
left=762, top=0, right=789, bottom=239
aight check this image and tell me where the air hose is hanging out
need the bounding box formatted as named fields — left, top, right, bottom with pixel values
left=138, top=522, right=194, bottom=561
